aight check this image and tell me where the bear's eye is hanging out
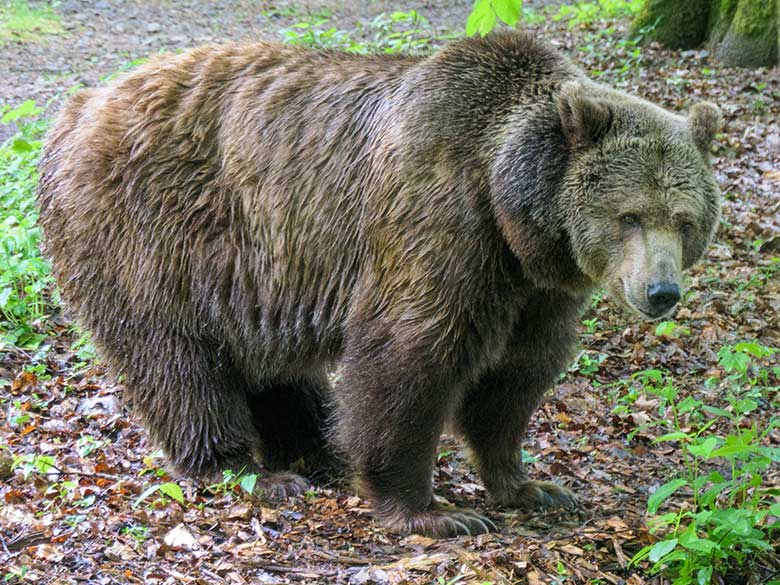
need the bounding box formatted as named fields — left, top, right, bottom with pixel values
left=620, top=214, right=640, bottom=227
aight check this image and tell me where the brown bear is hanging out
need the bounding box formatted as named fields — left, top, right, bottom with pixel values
left=38, top=31, right=721, bottom=537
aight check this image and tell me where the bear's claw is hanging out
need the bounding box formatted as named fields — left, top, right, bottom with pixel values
left=384, top=505, right=497, bottom=538
left=492, top=479, right=578, bottom=511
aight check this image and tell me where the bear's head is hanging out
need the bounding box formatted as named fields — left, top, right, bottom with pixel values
left=557, top=81, right=721, bottom=318
left=491, top=80, right=721, bottom=319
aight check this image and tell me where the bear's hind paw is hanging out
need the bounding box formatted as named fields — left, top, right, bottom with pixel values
left=255, top=472, right=311, bottom=500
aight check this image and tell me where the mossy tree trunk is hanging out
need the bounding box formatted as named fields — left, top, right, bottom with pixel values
left=632, top=0, right=779, bottom=68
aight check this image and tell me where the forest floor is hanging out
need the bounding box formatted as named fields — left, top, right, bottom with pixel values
left=1, top=1, right=779, bottom=584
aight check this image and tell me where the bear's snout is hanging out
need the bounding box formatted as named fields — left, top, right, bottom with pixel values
left=646, top=281, right=681, bottom=316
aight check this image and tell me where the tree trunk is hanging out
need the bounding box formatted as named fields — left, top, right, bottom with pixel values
left=632, top=0, right=779, bottom=68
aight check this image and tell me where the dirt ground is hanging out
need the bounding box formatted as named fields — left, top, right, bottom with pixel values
left=0, top=1, right=568, bottom=121
left=1, top=1, right=779, bottom=584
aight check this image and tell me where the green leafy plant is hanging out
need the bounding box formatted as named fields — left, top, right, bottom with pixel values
left=70, top=328, right=98, bottom=368
left=655, top=321, right=690, bottom=339
left=590, top=289, right=605, bottom=308
left=582, top=318, right=600, bottom=334
left=280, top=10, right=442, bottom=54
left=0, top=100, right=54, bottom=349
left=3, top=565, right=29, bottom=582
left=138, top=449, right=168, bottom=478
left=122, top=525, right=151, bottom=546
left=76, top=435, right=108, bottom=457
left=465, top=0, right=642, bottom=37
left=570, top=351, right=607, bottom=377
left=207, top=468, right=260, bottom=497
left=11, top=452, right=56, bottom=479
left=553, top=0, right=642, bottom=27
left=629, top=344, right=780, bottom=583
left=466, top=0, right=521, bottom=36
left=133, top=481, right=185, bottom=508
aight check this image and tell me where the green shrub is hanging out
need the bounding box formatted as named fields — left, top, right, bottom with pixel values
left=465, top=0, right=643, bottom=37
left=281, top=10, right=444, bottom=53
left=0, top=101, right=54, bottom=349
left=629, top=343, right=780, bottom=584
left=553, top=0, right=643, bottom=26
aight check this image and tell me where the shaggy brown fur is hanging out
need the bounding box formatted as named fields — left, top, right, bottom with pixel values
left=38, top=32, right=721, bottom=537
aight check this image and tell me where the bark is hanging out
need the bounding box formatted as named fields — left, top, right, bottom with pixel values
left=631, top=0, right=779, bottom=68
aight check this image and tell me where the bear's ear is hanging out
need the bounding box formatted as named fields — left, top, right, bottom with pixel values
left=557, top=81, right=613, bottom=148
left=688, top=102, right=722, bottom=154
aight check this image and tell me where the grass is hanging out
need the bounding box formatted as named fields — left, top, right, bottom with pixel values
left=0, top=0, right=63, bottom=43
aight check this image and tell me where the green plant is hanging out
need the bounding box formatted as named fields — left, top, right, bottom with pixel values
left=655, top=321, right=690, bottom=339
left=280, top=10, right=443, bottom=54
left=44, top=480, right=79, bottom=508
left=366, top=11, right=441, bottom=53
left=11, top=452, right=56, bottom=479
left=133, top=481, right=185, bottom=508
left=3, top=565, right=29, bottom=582
left=23, top=357, right=51, bottom=380
left=629, top=345, right=780, bottom=583
left=100, top=56, right=150, bottom=82
left=590, top=289, right=605, bottom=308
left=553, top=0, right=643, bottom=27
left=207, top=468, right=260, bottom=497
left=579, top=19, right=656, bottom=83
left=76, top=435, right=108, bottom=457
left=70, top=328, right=98, bottom=367
left=466, top=0, right=644, bottom=38
left=582, top=318, right=600, bottom=334
left=521, top=449, right=538, bottom=464
left=570, top=351, right=607, bottom=377
left=0, top=0, right=62, bottom=42
left=466, top=0, right=521, bottom=36
left=279, top=17, right=353, bottom=49
left=138, top=449, right=168, bottom=478
left=0, top=100, right=54, bottom=349
left=122, top=525, right=151, bottom=546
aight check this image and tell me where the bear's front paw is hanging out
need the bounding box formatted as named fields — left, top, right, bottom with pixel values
left=381, top=504, right=497, bottom=537
left=492, top=479, right=577, bottom=511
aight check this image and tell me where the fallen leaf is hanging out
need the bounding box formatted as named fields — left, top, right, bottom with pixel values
left=163, top=524, right=198, bottom=550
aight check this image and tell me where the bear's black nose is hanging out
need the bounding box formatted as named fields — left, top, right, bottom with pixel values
left=647, top=282, right=681, bottom=314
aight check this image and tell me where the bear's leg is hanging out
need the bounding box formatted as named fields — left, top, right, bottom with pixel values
left=248, top=372, right=341, bottom=484
left=335, top=331, right=496, bottom=537
left=456, top=366, right=577, bottom=510
left=455, top=292, right=583, bottom=511
left=122, top=328, right=263, bottom=481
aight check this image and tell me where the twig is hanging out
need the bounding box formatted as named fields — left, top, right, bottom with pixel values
left=252, top=563, right=336, bottom=578
left=0, top=531, right=13, bottom=558
left=311, top=549, right=386, bottom=566
left=3, top=531, right=49, bottom=552
left=48, top=465, right=119, bottom=481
